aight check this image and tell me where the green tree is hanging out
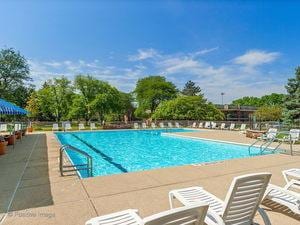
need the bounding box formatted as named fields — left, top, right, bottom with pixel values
left=152, top=96, right=224, bottom=120
left=0, top=48, right=33, bottom=107
left=232, top=96, right=262, bottom=107
left=181, top=80, right=203, bottom=97
left=283, top=67, right=300, bottom=125
left=260, top=93, right=285, bottom=106
left=134, top=76, right=177, bottom=118
left=255, top=106, right=282, bottom=121
left=26, top=91, right=41, bottom=119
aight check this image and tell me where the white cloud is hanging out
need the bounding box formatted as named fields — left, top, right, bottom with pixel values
left=233, top=50, right=280, bottom=67
left=28, top=48, right=285, bottom=103
left=128, top=48, right=160, bottom=61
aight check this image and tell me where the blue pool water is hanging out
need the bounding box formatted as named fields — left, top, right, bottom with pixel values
left=56, top=129, right=271, bottom=178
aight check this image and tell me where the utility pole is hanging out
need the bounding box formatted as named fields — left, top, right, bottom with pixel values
left=221, top=92, right=225, bottom=105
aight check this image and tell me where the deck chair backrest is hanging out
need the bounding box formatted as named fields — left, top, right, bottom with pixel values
left=142, top=123, right=147, bottom=128
left=175, top=122, right=180, bottom=128
left=151, top=122, right=156, bottom=128
left=134, top=123, right=139, bottom=129
left=168, top=122, right=173, bottom=128
left=204, top=122, right=210, bottom=128
left=0, top=124, right=7, bottom=132
left=290, top=129, right=300, bottom=141
left=90, top=123, right=96, bottom=129
left=220, top=123, right=225, bottom=129
left=53, top=123, right=58, bottom=130
left=65, top=123, right=71, bottom=130
left=79, top=123, right=85, bottom=130
left=229, top=123, right=235, bottom=130
left=266, top=128, right=277, bottom=139
left=192, top=122, right=196, bottom=128
left=15, top=124, right=21, bottom=131
left=198, top=122, right=203, bottom=128
left=240, top=124, right=246, bottom=130
left=222, top=173, right=271, bottom=225
left=159, top=122, right=165, bottom=128
left=211, top=122, right=216, bottom=129
left=143, top=203, right=208, bottom=225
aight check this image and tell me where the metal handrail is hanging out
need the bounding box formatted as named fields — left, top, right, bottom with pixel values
left=59, top=145, right=93, bottom=177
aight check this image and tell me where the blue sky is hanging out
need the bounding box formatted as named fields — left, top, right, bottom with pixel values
left=0, top=0, right=299, bottom=103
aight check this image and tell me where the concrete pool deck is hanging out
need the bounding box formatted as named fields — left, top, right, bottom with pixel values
left=0, top=130, right=299, bottom=225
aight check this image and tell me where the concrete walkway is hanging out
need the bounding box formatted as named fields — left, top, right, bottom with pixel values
left=0, top=131, right=299, bottom=225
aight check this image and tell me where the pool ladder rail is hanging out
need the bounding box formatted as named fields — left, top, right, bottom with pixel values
left=59, top=145, right=93, bottom=177
left=248, top=136, right=282, bottom=155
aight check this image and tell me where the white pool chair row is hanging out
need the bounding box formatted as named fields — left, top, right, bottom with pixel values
left=86, top=170, right=300, bottom=225
left=52, top=122, right=97, bottom=131
left=134, top=122, right=181, bottom=129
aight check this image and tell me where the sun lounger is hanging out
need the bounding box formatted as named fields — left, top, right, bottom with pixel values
left=282, top=168, right=300, bottom=187
left=279, top=129, right=300, bottom=144
left=142, top=122, right=147, bottom=129
left=229, top=123, right=235, bottom=131
left=259, top=128, right=277, bottom=141
left=220, top=123, right=226, bottom=130
left=151, top=122, right=156, bottom=128
left=86, top=203, right=210, bottom=225
left=168, top=122, right=173, bottom=128
left=198, top=122, right=203, bottom=128
left=204, top=122, right=210, bottom=129
left=211, top=122, right=217, bottom=129
left=0, top=124, right=7, bottom=132
left=159, top=122, right=165, bottom=128
left=264, top=180, right=300, bottom=214
left=52, top=123, right=59, bottom=131
left=169, top=173, right=272, bottom=225
left=134, top=122, right=139, bottom=129
left=175, top=122, right=180, bottom=128
left=79, top=123, right=85, bottom=130
left=90, top=123, right=96, bottom=130
left=64, top=123, right=72, bottom=131
left=192, top=122, right=197, bottom=128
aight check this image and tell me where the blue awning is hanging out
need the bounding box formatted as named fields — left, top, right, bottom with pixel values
left=0, top=98, right=27, bottom=115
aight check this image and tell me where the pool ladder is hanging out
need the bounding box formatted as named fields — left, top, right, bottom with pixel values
left=59, top=145, right=93, bottom=177
left=248, top=137, right=282, bottom=155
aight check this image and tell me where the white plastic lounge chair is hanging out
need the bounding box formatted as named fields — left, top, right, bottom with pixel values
left=220, top=123, right=226, bottom=130
left=90, top=123, right=96, bottom=130
left=280, top=129, right=300, bottom=144
left=134, top=122, right=139, bottom=129
left=264, top=180, right=300, bottom=214
left=259, top=128, right=278, bottom=141
left=240, top=124, right=246, bottom=131
left=198, top=122, right=203, bottom=128
left=52, top=123, right=59, bottom=131
left=85, top=203, right=210, bottom=225
left=282, top=168, right=300, bottom=188
left=64, top=123, right=72, bottom=131
left=253, top=123, right=258, bottom=130
left=229, top=123, right=235, bottom=131
left=169, top=173, right=272, bottom=225
left=211, top=122, right=217, bottom=129
left=79, top=123, right=85, bottom=130
left=159, top=122, right=165, bottom=128
left=142, top=122, right=147, bottom=129
left=168, top=122, right=173, bottom=128
left=15, top=123, right=21, bottom=131
left=204, top=122, right=210, bottom=129
left=192, top=122, right=197, bottom=128
left=0, top=124, right=7, bottom=132
left=175, top=122, right=180, bottom=128
left=151, top=122, right=156, bottom=129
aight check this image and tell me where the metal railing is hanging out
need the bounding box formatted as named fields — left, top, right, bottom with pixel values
left=59, top=145, right=93, bottom=177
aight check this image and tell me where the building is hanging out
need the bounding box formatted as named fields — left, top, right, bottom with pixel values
left=215, top=104, right=257, bottom=122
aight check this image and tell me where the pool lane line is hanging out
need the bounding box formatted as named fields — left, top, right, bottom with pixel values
left=70, top=133, right=128, bottom=173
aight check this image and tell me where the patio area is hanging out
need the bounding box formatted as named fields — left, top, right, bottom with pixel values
left=0, top=130, right=299, bottom=225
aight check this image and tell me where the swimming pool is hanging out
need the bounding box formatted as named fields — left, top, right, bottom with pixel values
left=55, top=129, right=271, bottom=178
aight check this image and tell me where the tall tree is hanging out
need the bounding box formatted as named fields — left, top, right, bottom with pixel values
left=134, top=76, right=177, bottom=118
left=181, top=80, right=203, bottom=97
left=283, top=67, right=300, bottom=125
left=0, top=48, right=33, bottom=107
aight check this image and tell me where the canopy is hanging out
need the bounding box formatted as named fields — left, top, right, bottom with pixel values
left=0, top=98, right=27, bottom=115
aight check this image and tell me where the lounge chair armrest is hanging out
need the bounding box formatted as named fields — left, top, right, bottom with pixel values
left=284, top=179, right=300, bottom=190
left=257, top=207, right=271, bottom=225
left=205, top=209, right=225, bottom=225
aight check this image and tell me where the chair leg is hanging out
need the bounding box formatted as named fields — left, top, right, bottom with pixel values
left=257, top=207, right=271, bottom=225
